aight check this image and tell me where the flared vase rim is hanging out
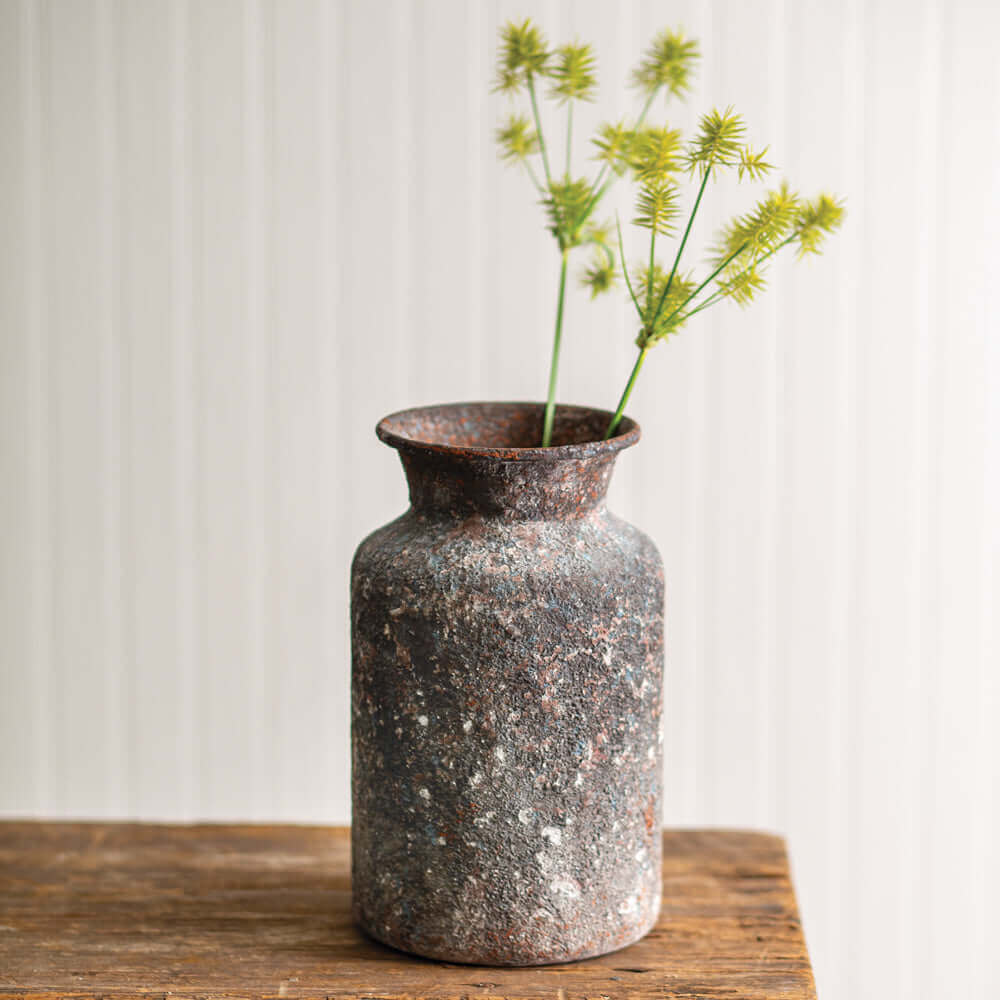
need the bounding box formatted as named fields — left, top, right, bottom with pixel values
left=375, top=401, right=641, bottom=463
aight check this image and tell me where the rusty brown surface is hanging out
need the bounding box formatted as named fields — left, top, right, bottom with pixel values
left=352, top=403, right=662, bottom=964
left=0, top=822, right=817, bottom=999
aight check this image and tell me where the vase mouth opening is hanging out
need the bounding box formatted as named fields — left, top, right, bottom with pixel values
left=375, top=401, right=640, bottom=461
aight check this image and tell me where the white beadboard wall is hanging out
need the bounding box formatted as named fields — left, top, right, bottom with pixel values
left=0, top=1, right=998, bottom=996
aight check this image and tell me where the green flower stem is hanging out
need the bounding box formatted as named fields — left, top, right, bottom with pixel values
left=604, top=346, right=649, bottom=439
left=676, top=235, right=796, bottom=321
left=526, top=74, right=554, bottom=192
left=658, top=242, right=749, bottom=329
left=616, top=216, right=643, bottom=316
left=650, top=165, right=711, bottom=328
left=527, top=71, right=564, bottom=447
left=541, top=247, right=570, bottom=447
left=523, top=159, right=545, bottom=196
left=646, top=229, right=657, bottom=320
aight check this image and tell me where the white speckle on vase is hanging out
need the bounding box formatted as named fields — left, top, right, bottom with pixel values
left=574, top=772, right=584, bottom=788
left=618, top=895, right=638, bottom=915
left=436, top=836, right=446, bottom=845
left=416, top=689, right=423, bottom=696
left=469, top=772, right=483, bottom=787
left=634, top=847, right=647, bottom=862
left=418, top=787, right=431, bottom=801
left=494, top=747, right=506, bottom=763
left=518, top=808, right=534, bottom=825
left=550, top=878, right=580, bottom=899
left=463, top=719, right=473, bottom=733
left=383, top=624, right=390, bottom=636
left=531, top=908, right=553, bottom=921
left=602, top=648, right=612, bottom=666
left=541, top=826, right=562, bottom=846
left=417, top=715, right=428, bottom=727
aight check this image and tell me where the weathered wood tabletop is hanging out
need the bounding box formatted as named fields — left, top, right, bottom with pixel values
left=0, top=823, right=816, bottom=1000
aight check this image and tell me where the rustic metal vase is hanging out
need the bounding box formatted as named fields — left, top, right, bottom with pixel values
left=351, top=402, right=664, bottom=965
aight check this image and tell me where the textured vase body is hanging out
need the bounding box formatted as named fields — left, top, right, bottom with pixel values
left=351, top=402, right=664, bottom=965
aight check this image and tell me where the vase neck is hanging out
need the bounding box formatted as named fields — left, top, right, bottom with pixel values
left=399, top=451, right=618, bottom=522
left=375, top=402, right=640, bottom=522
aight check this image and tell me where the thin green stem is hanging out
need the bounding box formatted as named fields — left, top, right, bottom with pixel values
left=565, top=102, right=573, bottom=178
left=523, top=159, right=546, bottom=196
left=657, top=243, right=750, bottom=330
left=604, top=346, right=649, bottom=439
left=541, top=248, right=570, bottom=447
left=645, top=229, right=657, bottom=321
left=675, top=235, right=796, bottom=321
left=526, top=74, right=554, bottom=192
left=616, top=216, right=643, bottom=316
left=649, top=165, right=711, bottom=328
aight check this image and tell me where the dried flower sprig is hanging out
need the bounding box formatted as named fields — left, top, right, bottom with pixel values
left=494, top=20, right=700, bottom=446
left=603, top=109, right=845, bottom=438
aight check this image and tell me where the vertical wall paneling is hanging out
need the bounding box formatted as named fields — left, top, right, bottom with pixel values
left=780, top=1, right=857, bottom=996
left=45, top=0, right=116, bottom=815
left=984, top=65, right=1000, bottom=992
left=1, top=3, right=998, bottom=996
left=318, top=0, right=348, bottom=821
left=244, top=0, right=274, bottom=819
left=168, top=0, right=198, bottom=819
left=118, top=0, right=174, bottom=818
left=190, top=0, right=253, bottom=818
left=96, top=0, right=125, bottom=815
left=25, top=0, right=52, bottom=814
left=702, top=0, right=783, bottom=829
left=0, top=0, right=35, bottom=810
left=926, top=4, right=992, bottom=996
left=272, top=0, right=330, bottom=818
left=825, top=0, right=865, bottom=994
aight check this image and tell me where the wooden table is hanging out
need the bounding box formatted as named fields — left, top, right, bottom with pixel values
left=0, top=823, right=816, bottom=999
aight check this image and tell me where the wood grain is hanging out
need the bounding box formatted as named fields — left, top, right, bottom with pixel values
left=0, top=823, right=816, bottom=999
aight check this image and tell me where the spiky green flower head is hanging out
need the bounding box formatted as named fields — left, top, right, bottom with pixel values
left=542, top=177, right=596, bottom=247
left=634, top=178, right=680, bottom=235
left=494, top=19, right=549, bottom=94
left=792, top=193, right=846, bottom=256
left=738, top=146, right=775, bottom=182
left=578, top=221, right=618, bottom=298
left=716, top=264, right=768, bottom=307
left=685, top=106, right=747, bottom=176
left=582, top=220, right=614, bottom=248
left=593, top=120, right=639, bottom=176
left=629, top=126, right=684, bottom=182
left=630, top=263, right=696, bottom=346
left=549, top=42, right=598, bottom=103
left=632, top=28, right=700, bottom=99
left=713, top=180, right=802, bottom=264
left=581, top=259, right=617, bottom=298
left=496, top=114, right=539, bottom=163
left=710, top=182, right=805, bottom=307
